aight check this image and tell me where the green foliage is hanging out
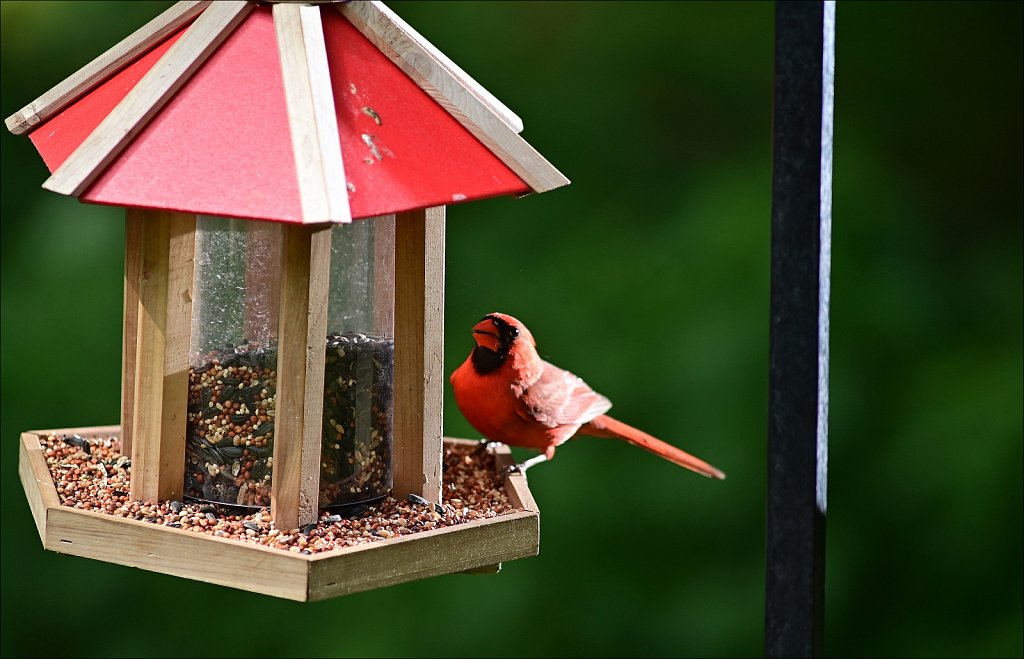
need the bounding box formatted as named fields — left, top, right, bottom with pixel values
left=1, top=1, right=1020, bottom=657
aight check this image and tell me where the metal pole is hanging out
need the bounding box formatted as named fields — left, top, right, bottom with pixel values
left=766, top=1, right=834, bottom=657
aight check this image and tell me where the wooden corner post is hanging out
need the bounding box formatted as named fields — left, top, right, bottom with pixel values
left=128, top=209, right=196, bottom=502
left=122, top=211, right=143, bottom=457
left=272, top=223, right=331, bottom=530
left=393, top=206, right=445, bottom=503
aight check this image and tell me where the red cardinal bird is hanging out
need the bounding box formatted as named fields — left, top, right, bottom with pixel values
left=450, top=312, right=725, bottom=479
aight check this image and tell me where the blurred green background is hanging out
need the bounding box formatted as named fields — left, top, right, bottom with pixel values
left=1, top=1, right=1020, bottom=657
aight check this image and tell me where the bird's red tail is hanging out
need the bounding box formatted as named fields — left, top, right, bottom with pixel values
left=580, top=415, right=726, bottom=480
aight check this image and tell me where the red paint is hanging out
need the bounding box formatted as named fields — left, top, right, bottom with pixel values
left=26, top=6, right=530, bottom=223
left=323, top=9, right=530, bottom=219
left=29, top=25, right=187, bottom=171
left=82, top=7, right=303, bottom=223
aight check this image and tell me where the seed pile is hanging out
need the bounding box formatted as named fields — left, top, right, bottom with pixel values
left=185, top=344, right=277, bottom=507
left=185, top=334, right=397, bottom=511
left=320, top=332, right=393, bottom=507
left=40, top=432, right=516, bottom=554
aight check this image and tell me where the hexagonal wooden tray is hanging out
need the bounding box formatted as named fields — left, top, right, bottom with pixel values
left=18, top=425, right=539, bottom=601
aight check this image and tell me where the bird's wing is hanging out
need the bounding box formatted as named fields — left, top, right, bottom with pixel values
left=517, top=361, right=612, bottom=429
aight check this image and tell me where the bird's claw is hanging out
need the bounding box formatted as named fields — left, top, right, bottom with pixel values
left=498, top=462, right=527, bottom=482
left=474, top=439, right=502, bottom=455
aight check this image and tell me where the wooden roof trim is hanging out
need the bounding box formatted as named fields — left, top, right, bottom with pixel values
left=339, top=1, right=569, bottom=194
left=41, top=1, right=252, bottom=198
left=5, top=1, right=211, bottom=136
left=351, top=1, right=524, bottom=135
left=274, top=3, right=352, bottom=224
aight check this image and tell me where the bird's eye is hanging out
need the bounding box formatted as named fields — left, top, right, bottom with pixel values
left=509, top=327, right=519, bottom=338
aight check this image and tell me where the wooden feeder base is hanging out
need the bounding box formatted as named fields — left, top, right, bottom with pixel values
left=18, top=425, right=540, bottom=602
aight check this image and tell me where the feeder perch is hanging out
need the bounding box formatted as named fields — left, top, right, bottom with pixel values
left=9, top=0, right=567, bottom=600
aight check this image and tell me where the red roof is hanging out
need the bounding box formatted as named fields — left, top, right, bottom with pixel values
left=9, top=1, right=568, bottom=223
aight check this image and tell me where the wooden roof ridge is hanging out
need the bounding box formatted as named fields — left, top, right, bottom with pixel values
left=339, top=1, right=570, bottom=193
left=274, top=3, right=352, bottom=223
left=4, top=1, right=211, bottom=136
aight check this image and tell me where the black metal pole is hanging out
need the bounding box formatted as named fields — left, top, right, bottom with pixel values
left=766, top=1, right=834, bottom=657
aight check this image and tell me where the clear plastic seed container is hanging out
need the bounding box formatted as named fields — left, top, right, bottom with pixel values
left=320, top=216, right=395, bottom=509
left=183, top=215, right=395, bottom=511
left=185, top=217, right=282, bottom=507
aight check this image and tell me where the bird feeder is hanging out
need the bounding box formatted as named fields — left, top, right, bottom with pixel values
left=10, top=0, right=565, bottom=600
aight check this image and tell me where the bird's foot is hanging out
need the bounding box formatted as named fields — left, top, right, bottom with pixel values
left=500, top=461, right=523, bottom=475
left=474, top=439, right=502, bottom=455
left=498, top=453, right=548, bottom=482
left=498, top=461, right=528, bottom=483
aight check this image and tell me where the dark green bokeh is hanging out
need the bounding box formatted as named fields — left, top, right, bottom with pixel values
left=1, top=2, right=1020, bottom=657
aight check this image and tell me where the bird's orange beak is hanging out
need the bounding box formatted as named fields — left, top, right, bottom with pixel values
left=471, top=318, right=501, bottom=352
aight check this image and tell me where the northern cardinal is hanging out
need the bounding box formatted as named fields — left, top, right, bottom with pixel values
left=450, top=312, right=725, bottom=479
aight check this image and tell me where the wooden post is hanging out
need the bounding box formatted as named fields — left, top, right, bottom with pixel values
left=393, top=206, right=445, bottom=503
left=372, top=214, right=396, bottom=336
left=129, top=210, right=196, bottom=502
left=272, top=224, right=331, bottom=530
left=766, top=2, right=834, bottom=657
left=121, top=211, right=144, bottom=457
